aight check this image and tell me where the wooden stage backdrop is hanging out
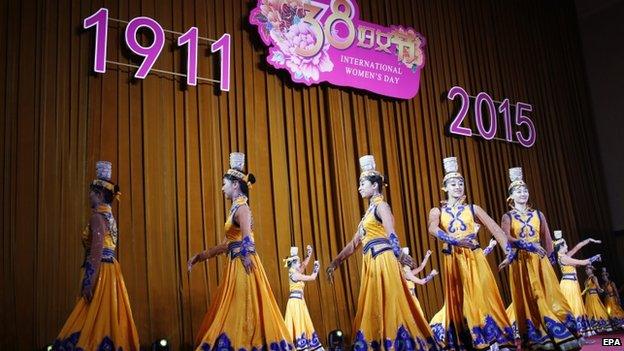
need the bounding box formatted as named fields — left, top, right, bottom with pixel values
left=1, top=0, right=618, bottom=349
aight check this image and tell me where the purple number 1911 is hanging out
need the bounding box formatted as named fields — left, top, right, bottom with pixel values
left=447, top=86, right=536, bottom=148
left=83, top=8, right=230, bottom=90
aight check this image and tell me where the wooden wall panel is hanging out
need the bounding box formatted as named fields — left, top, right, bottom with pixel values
left=1, top=0, right=617, bottom=349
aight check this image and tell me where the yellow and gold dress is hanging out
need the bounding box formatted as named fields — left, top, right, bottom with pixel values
left=603, top=280, right=624, bottom=328
left=558, top=258, right=591, bottom=336
left=430, top=204, right=515, bottom=350
left=195, top=196, right=292, bottom=351
left=53, top=204, right=140, bottom=350
left=506, top=209, right=581, bottom=350
left=352, top=195, right=437, bottom=350
left=283, top=271, right=323, bottom=351
left=584, top=276, right=613, bottom=333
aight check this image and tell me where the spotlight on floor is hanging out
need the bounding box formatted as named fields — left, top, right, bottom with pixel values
left=151, top=338, right=169, bottom=351
left=328, top=329, right=344, bottom=351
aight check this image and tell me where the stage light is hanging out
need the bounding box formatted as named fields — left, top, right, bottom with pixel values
left=151, top=338, right=169, bottom=351
left=328, top=329, right=344, bottom=351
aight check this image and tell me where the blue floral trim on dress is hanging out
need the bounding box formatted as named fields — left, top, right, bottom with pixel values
left=200, top=333, right=293, bottom=351
left=294, top=332, right=323, bottom=351
left=52, top=332, right=122, bottom=351
left=81, top=261, right=95, bottom=290
left=431, top=316, right=515, bottom=350
left=587, top=317, right=613, bottom=333
left=521, top=316, right=580, bottom=349
left=353, top=326, right=439, bottom=351
left=471, top=315, right=516, bottom=346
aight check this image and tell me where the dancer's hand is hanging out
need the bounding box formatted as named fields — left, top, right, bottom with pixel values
left=587, top=238, right=601, bottom=244
left=306, top=245, right=313, bottom=257
left=425, top=250, right=432, bottom=257
left=313, top=261, right=320, bottom=274
left=430, top=269, right=439, bottom=277
left=82, top=285, right=93, bottom=303
left=326, top=261, right=337, bottom=282
left=187, top=252, right=205, bottom=272
left=498, top=256, right=512, bottom=270
left=534, top=244, right=547, bottom=258
left=242, top=255, right=255, bottom=274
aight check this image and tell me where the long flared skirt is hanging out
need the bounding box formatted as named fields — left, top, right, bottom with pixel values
left=195, top=254, right=293, bottom=351
left=284, top=297, right=324, bottom=351
left=53, top=260, right=140, bottom=350
left=509, top=252, right=581, bottom=350
left=584, top=292, right=614, bottom=334
left=430, top=248, right=515, bottom=350
left=559, top=278, right=592, bottom=336
left=604, top=296, right=624, bottom=329
left=352, top=250, right=438, bottom=350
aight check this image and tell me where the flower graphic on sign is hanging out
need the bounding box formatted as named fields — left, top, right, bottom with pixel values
left=391, top=27, right=425, bottom=72
left=252, top=0, right=333, bottom=83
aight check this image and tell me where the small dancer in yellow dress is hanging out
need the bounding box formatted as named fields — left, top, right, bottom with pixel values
left=188, top=152, right=292, bottom=351
left=428, top=157, right=515, bottom=351
left=583, top=265, right=613, bottom=333
left=401, top=247, right=438, bottom=309
left=500, top=167, right=583, bottom=350
left=553, top=230, right=602, bottom=337
left=326, top=155, right=438, bottom=350
left=600, top=267, right=624, bottom=329
left=53, top=161, right=140, bottom=350
left=283, top=245, right=324, bottom=351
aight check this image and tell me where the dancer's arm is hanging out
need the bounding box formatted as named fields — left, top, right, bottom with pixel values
left=298, top=245, right=313, bottom=273
left=292, top=261, right=321, bottom=281
left=236, top=205, right=256, bottom=274
left=412, top=250, right=432, bottom=275
left=428, top=208, right=477, bottom=249
left=559, top=254, right=598, bottom=267
left=404, top=267, right=438, bottom=285
left=474, top=205, right=509, bottom=248
left=567, top=238, right=601, bottom=257
left=537, top=211, right=554, bottom=256
left=377, top=202, right=417, bottom=268
left=82, top=214, right=106, bottom=302
left=326, top=231, right=362, bottom=278
left=187, top=239, right=229, bottom=272
left=498, top=214, right=517, bottom=269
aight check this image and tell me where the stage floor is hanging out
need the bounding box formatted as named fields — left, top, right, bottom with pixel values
left=581, top=331, right=624, bottom=350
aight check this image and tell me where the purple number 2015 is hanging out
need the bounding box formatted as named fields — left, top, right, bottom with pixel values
left=447, top=85, right=536, bottom=148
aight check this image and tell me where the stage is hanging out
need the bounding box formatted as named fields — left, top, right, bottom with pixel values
left=581, top=331, right=624, bottom=350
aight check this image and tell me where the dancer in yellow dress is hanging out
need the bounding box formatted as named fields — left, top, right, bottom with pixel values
left=428, top=157, right=515, bottom=351
left=53, top=161, right=140, bottom=350
left=283, top=246, right=324, bottom=351
left=583, top=265, right=613, bottom=333
left=401, top=247, right=438, bottom=309
left=500, top=167, right=582, bottom=350
left=553, top=230, right=602, bottom=337
left=188, top=152, right=292, bottom=351
left=326, top=155, right=438, bottom=350
left=601, top=267, right=624, bottom=329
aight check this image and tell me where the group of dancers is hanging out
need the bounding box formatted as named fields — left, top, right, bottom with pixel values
left=51, top=154, right=624, bottom=351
